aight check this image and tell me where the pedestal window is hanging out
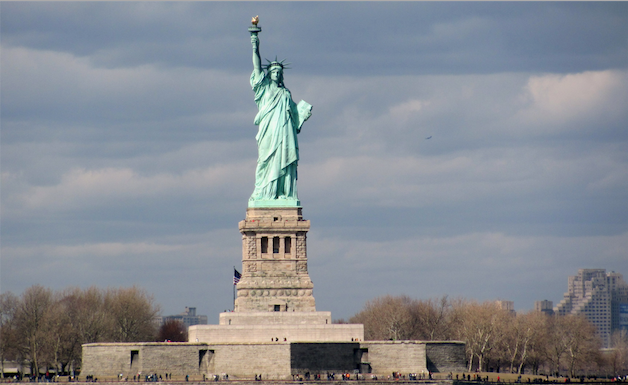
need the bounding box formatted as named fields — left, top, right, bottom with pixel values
left=285, top=237, right=291, bottom=254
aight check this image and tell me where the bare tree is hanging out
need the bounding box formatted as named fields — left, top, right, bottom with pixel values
left=63, top=286, right=108, bottom=344
left=157, top=319, right=188, bottom=342
left=497, top=311, right=547, bottom=374
left=1, top=292, right=20, bottom=377
left=490, top=309, right=515, bottom=373
left=48, top=288, right=109, bottom=375
left=562, top=315, right=602, bottom=377
left=543, top=315, right=570, bottom=376
left=452, top=301, right=508, bottom=372
left=46, top=295, right=78, bottom=376
left=5, top=285, right=163, bottom=377
left=410, top=295, right=455, bottom=340
left=515, top=311, right=547, bottom=374
left=14, top=285, right=54, bottom=376
left=104, top=287, right=160, bottom=342
left=607, top=330, right=628, bottom=377
left=349, top=295, right=417, bottom=340
left=541, top=314, right=600, bottom=377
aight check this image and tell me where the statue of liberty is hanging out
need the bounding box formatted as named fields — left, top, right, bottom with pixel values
left=248, top=17, right=312, bottom=207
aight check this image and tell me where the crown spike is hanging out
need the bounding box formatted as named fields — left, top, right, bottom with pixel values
left=261, top=56, right=291, bottom=71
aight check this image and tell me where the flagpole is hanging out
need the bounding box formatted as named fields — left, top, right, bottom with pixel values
left=233, top=266, right=236, bottom=311
left=233, top=267, right=242, bottom=312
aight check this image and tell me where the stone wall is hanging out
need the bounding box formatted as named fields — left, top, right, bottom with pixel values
left=218, top=311, right=332, bottom=325
left=81, top=343, right=209, bottom=377
left=82, top=343, right=291, bottom=380
left=425, top=342, right=467, bottom=373
left=290, top=342, right=361, bottom=374
left=82, top=340, right=466, bottom=380
left=211, top=343, right=291, bottom=379
left=360, top=341, right=427, bottom=374
left=81, top=344, right=134, bottom=376
left=189, top=324, right=364, bottom=343
left=141, top=344, right=210, bottom=375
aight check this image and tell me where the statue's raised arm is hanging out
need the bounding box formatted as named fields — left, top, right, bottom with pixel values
left=251, top=34, right=262, bottom=76
left=247, top=17, right=312, bottom=208
left=249, top=16, right=262, bottom=76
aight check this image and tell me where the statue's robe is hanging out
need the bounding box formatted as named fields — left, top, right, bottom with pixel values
left=249, top=70, right=307, bottom=202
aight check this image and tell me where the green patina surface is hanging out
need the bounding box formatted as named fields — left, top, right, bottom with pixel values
left=248, top=22, right=312, bottom=208
left=248, top=198, right=301, bottom=208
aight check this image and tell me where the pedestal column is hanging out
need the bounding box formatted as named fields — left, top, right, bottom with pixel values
left=235, top=207, right=316, bottom=312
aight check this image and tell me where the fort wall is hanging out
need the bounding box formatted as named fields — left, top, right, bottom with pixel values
left=82, top=340, right=465, bottom=380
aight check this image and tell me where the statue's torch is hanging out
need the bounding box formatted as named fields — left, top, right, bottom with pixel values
left=249, top=15, right=261, bottom=35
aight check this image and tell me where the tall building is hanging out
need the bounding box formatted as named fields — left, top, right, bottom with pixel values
left=534, top=300, right=554, bottom=316
left=554, top=269, right=628, bottom=348
left=495, top=300, right=515, bottom=315
left=158, top=306, right=208, bottom=328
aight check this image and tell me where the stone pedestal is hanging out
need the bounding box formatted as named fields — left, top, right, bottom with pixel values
left=235, top=207, right=316, bottom=312
left=189, top=205, right=364, bottom=355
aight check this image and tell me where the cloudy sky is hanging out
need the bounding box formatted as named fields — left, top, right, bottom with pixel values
left=2, top=2, right=627, bottom=321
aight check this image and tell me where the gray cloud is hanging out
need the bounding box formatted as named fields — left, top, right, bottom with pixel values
left=2, top=3, right=626, bottom=74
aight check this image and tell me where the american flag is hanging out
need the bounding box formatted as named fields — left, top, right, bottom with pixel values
left=233, top=269, right=241, bottom=285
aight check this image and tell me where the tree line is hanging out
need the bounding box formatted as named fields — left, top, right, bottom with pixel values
left=0, top=285, right=164, bottom=378
left=3, top=287, right=627, bottom=379
left=345, top=295, right=628, bottom=378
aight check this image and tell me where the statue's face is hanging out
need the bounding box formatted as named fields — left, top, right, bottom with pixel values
left=270, top=68, right=283, bottom=83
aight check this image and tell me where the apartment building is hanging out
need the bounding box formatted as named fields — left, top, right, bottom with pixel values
left=555, top=269, right=628, bottom=348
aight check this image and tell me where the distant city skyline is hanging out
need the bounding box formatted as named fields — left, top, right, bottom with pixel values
left=2, top=2, right=627, bottom=321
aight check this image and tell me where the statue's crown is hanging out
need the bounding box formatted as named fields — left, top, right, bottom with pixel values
left=263, top=57, right=291, bottom=71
